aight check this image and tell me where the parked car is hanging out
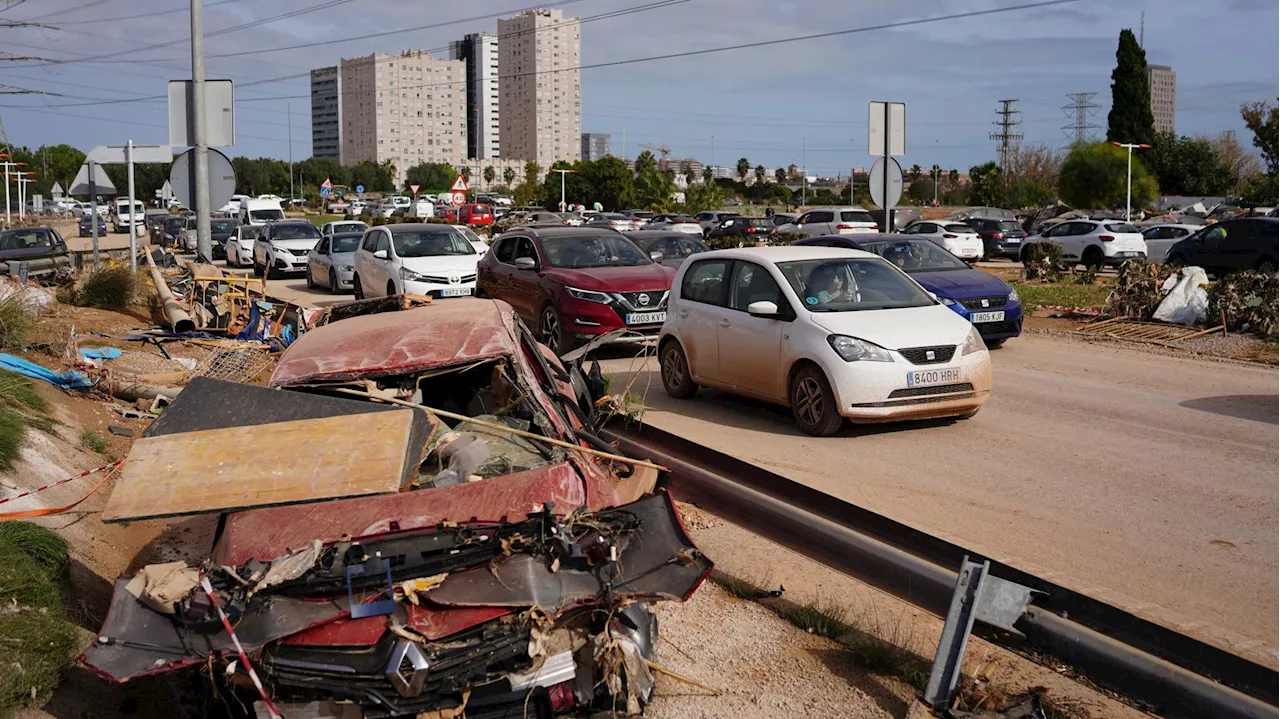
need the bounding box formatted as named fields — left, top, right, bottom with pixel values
left=705, top=215, right=777, bottom=244
left=584, top=212, right=636, bottom=232
left=1165, top=217, right=1278, bottom=274
left=519, top=211, right=576, bottom=227
left=619, top=210, right=656, bottom=229
left=154, top=216, right=184, bottom=246
left=476, top=227, right=676, bottom=352
left=1024, top=219, right=1147, bottom=268
left=78, top=213, right=107, bottom=237
left=306, top=231, right=362, bottom=293
left=142, top=210, right=170, bottom=240
left=963, top=217, right=1027, bottom=260
left=180, top=217, right=238, bottom=258
left=372, top=202, right=398, bottom=219
left=451, top=224, right=490, bottom=255
left=1139, top=223, right=1199, bottom=262
left=320, top=220, right=368, bottom=236
left=630, top=230, right=709, bottom=270
left=770, top=212, right=799, bottom=227
left=353, top=223, right=480, bottom=300
left=902, top=221, right=985, bottom=261
left=694, top=210, right=740, bottom=234
left=459, top=203, right=494, bottom=226
left=0, top=226, right=69, bottom=262
left=252, top=220, right=322, bottom=278
left=237, top=198, right=285, bottom=227
left=224, top=225, right=261, bottom=267
left=776, top=206, right=879, bottom=236
left=794, top=235, right=1022, bottom=346
left=657, top=245, right=992, bottom=435
left=644, top=214, right=703, bottom=234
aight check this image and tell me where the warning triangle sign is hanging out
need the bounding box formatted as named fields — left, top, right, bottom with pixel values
left=450, top=174, right=469, bottom=193
left=320, top=177, right=333, bottom=190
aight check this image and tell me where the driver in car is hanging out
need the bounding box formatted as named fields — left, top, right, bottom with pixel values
left=883, top=244, right=919, bottom=270
left=804, top=264, right=854, bottom=306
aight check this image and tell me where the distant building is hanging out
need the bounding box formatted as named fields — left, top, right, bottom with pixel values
left=338, top=50, right=468, bottom=187
left=310, top=66, right=342, bottom=161
left=1148, top=64, right=1176, bottom=134
left=449, top=33, right=500, bottom=160
left=498, top=8, right=582, bottom=167
left=581, top=133, right=611, bottom=161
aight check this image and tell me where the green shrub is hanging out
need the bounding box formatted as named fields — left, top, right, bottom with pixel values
left=77, top=266, right=137, bottom=308
left=0, top=293, right=35, bottom=350
left=81, top=429, right=107, bottom=453
left=1207, top=271, right=1279, bottom=337
left=0, top=522, right=69, bottom=580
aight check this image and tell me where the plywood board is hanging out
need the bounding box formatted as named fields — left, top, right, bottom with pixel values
left=103, top=410, right=415, bottom=523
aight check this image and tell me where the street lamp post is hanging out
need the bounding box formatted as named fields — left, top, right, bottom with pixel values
left=553, top=169, right=575, bottom=211
left=1111, top=141, right=1151, bottom=222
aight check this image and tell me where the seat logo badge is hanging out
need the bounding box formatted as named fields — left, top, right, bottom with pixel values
left=926, top=350, right=936, bottom=360
left=980, top=299, right=990, bottom=308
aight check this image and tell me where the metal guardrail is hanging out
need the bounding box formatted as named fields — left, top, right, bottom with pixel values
left=601, top=423, right=1278, bottom=719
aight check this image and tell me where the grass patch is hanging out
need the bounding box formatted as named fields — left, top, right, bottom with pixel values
left=716, top=572, right=770, bottom=600
left=81, top=429, right=107, bottom=453
left=0, top=369, right=53, bottom=469
left=0, top=539, right=78, bottom=714
left=1012, top=281, right=1113, bottom=310
left=0, top=293, right=36, bottom=350
left=0, top=522, right=69, bottom=580
left=78, top=266, right=138, bottom=308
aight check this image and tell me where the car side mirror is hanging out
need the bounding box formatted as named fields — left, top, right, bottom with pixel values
left=650, top=251, right=664, bottom=261
left=513, top=256, right=537, bottom=270
left=373, top=249, right=388, bottom=259
left=747, top=300, right=779, bottom=317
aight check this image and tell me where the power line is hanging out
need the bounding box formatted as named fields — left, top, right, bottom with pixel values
left=990, top=98, right=1022, bottom=174
left=52, top=0, right=251, bottom=24
left=13, top=0, right=116, bottom=21
left=1061, top=92, right=1099, bottom=147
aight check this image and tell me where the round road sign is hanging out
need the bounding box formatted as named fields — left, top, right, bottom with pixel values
left=169, top=148, right=236, bottom=210
left=869, top=156, right=904, bottom=209
left=451, top=191, right=466, bottom=205
left=356, top=184, right=365, bottom=194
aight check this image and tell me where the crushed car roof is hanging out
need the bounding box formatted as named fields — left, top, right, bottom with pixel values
left=271, top=299, right=519, bottom=386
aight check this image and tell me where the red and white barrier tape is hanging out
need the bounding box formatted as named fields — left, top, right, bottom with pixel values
left=199, top=577, right=283, bottom=719
left=0, top=460, right=124, bottom=506
left=1033, top=304, right=1104, bottom=316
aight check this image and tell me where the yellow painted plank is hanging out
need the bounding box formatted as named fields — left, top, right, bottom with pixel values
left=103, top=410, right=414, bottom=523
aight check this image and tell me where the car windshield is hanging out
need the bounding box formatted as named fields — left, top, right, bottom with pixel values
left=210, top=220, right=237, bottom=233
left=543, top=234, right=651, bottom=268
left=0, top=229, right=55, bottom=250
left=1104, top=222, right=1140, bottom=233
left=841, top=211, right=876, bottom=223
left=855, top=239, right=970, bottom=272
left=776, top=258, right=936, bottom=312
left=334, top=223, right=365, bottom=233
left=250, top=209, right=285, bottom=222
left=238, top=226, right=260, bottom=239
left=392, top=229, right=475, bottom=257
left=452, top=226, right=484, bottom=244
left=272, top=224, right=321, bottom=240
left=331, top=234, right=362, bottom=253
left=641, top=235, right=704, bottom=259
left=164, top=218, right=184, bottom=231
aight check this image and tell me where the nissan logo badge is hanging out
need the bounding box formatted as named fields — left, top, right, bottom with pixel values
left=637, top=293, right=651, bottom=306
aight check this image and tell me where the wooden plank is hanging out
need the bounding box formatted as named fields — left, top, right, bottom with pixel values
left=102, top=410, right=415, bottom=523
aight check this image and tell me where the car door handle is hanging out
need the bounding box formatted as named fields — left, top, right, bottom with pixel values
left=719, top=318, right=731, bottom=328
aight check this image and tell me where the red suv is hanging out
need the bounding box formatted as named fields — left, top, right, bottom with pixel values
left=459, top=203, right=493, bottom=226
left=477, top=227, right=676, bottom=352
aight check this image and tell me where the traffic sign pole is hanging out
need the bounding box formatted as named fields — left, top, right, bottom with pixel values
left=881, top=102, right=890, bottom=232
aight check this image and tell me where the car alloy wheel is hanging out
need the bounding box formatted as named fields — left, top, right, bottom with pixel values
left=541, top=306, right=563, bottom=353
left=660, top=342, right=697, bottom=399
left=790, top=366, right=843, bottom=436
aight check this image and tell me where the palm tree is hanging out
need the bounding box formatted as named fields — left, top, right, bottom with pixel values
left=460, top=166, right=472, bottom=182
left=524, top=161, right=541, bottom=184
left=483, top=166, right=496, bottom=187
left=736, top=157, right=750, bottom=181
left=702, top=166, right=713, bottom=184
left=504, top=167, right=517, bottom=186
left=681, top=162, right=694, bottom=185
left=377, top=159, right=396, bottom=189
left=754, top=164, right=766, bottom=185
left=775, top=167, right=787, bottom=184
left=908, top=164, right=923, bottom=182
left=948, top=168, right=960, bottom=187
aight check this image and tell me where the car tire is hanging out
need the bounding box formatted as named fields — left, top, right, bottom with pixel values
left=1255, top=257, right=1277, bottom=274
left=660, top=341, right=698, bottom=399
left=329, top=269, right=339, bottom=294
left=266, top=262, right=280, bottom=280
left=789, top=365, right=843, bottom=437
left=387, top=281, right=397, bottom=297
left=252, top=259, right=263, bottom=278
left=1082, top=246, right=1104, bottom=270
left=353, top=274, right=365, bottom=299
left=305, top=268, right=315, bottom=289
left=540, top=304, right=572, bottom=354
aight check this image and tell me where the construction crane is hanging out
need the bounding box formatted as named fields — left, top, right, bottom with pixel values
left=641, top=143, right=671, bottom=160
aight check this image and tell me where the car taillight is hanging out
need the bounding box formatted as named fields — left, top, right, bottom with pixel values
left=745, top=227, right=756, bottom=234
left=1099, top=235, right=1115, bottom=242
left=991, top=231, right=1004, bottom=239
left=943, top=233, right=957, bottom=238
left=836, top=224, right=856, bottom=230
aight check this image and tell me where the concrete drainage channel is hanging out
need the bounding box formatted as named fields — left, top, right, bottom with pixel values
left=600, top=423, right=1278, bottom=719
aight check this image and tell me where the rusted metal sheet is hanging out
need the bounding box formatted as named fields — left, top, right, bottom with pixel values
left=214, top=463, right=618, bottom=565
left=102, top=410, right=418, bottom=523
left=270, top=300, right=517, bottom=387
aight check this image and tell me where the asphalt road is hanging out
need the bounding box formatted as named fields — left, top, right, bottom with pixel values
left=597, top=334, right=1279, bottom=668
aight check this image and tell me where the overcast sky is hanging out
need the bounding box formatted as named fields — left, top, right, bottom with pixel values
left=0, top=0, right=1275, bottom=176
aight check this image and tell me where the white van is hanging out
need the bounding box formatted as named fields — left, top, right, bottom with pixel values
left=238, top=198, right=285, bottom=227
left=111, top=198, right=145, bottom=234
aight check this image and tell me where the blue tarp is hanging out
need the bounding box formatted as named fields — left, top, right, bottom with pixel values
left=0, top=353, right=95, bottom=389
left=79, top=347, right=125, bottom=360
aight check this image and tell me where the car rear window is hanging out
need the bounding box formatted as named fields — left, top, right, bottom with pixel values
left=841, top=211, right=875, bottom=223
left=747, top=218, right=774, bottom=227
left=1104, top=222, right=1140, bottom=233
left=997, top=221, right=1021, bottom=232
left=945, top=223, right=975, bottom=233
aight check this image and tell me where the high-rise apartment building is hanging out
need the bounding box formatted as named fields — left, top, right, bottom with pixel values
left=338, top=50, right=468, bottom=186
left=497, top=8, right=581, bottom=167
left=449, top=33, right=501, bottom=160
left=310, top=66, right=342, bottom=160
left=581, top=133, right=610, bottom=161
left=1148, top=64, right=1176, bottom=134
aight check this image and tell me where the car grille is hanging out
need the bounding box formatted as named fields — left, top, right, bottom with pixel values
left=888, top=383, right=973, bottom=399
left=976, top=321, right=1019, bottom=336
left=419, top=273, right=477, bottom=284
left=959, top=296, right=1007, bottom=310
left=288, top=248, right=309, bottom=257
left=613, top=290, right=669, bottom=311
left=898, top=345, right=956, bottom=365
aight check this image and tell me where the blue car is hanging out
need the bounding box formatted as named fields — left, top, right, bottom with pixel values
left=792, top=234, right=1022, bottom=346
left=78, top=213, right=107, bottom=237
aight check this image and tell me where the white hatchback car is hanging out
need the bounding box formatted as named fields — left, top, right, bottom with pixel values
left=902, top=221, right=984, bottom=261
left=321, top=220, right=369, bottom=236
left=777, top=207, right=880, bottom=237
left=224, top=225, right=261, bottom=267
left=658, top=246, right=992, bottom=436
left=353, top=224, right=481, bottom=300
left=1025, top=219, right=1147, bottom=268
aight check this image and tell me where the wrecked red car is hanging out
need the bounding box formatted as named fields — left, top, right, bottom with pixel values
left=83, top=297, right=712, bottom=719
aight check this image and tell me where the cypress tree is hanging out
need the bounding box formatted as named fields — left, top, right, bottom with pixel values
left=1106, top=29, right=1156, bottom=145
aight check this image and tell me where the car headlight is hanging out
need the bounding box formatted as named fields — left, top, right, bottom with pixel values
left=399, top=266, right=430, bottom=282
left=962, top=325, right=987, bottom=356
left=938, top=296, right=956, bottom=306
left=564, top=286, right=613, bottom=304
left=1007, top=287, right=1019, bottom=303
left=827, top=334, right=894, bottom=363
left=339, top=265, right=354, bottom=272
